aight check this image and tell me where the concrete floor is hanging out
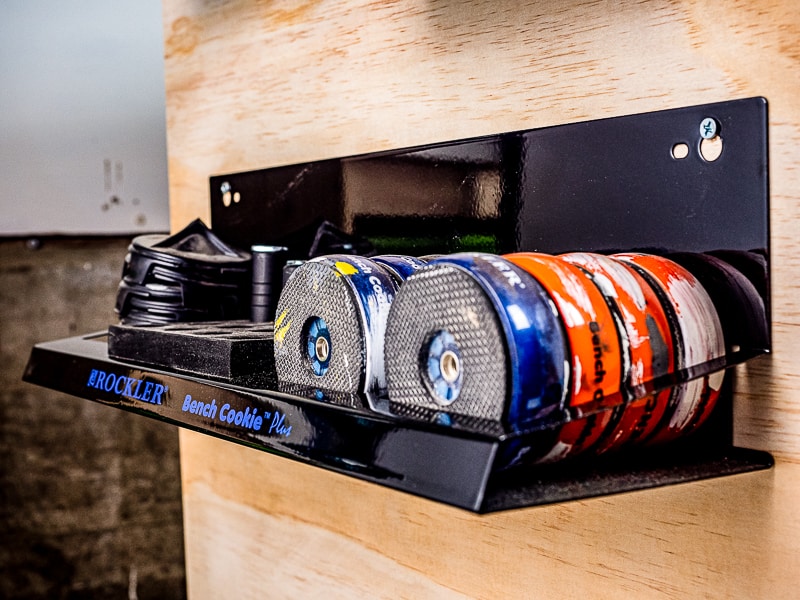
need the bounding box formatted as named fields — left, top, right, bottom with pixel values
left=1, top=237, right=185, bottom=599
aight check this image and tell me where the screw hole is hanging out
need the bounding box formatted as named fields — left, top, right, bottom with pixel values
left=440, top=350, right=461, bottom=384
left=672, top=143, right=689, bottom=160
left=315, top=336, right=330, bottom=362
left=699, top=136, right=723, bottom=162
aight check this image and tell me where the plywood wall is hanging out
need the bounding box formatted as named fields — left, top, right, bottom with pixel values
left=163, top=1, right=800, bottom=597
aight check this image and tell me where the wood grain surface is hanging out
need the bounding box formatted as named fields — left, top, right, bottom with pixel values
left=162, top=0, right=800, bottom=597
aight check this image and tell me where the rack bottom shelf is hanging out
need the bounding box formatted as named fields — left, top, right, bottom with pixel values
left=23, top=332, right=773, bottom=512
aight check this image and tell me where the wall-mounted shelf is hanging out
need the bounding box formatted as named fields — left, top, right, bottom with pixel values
left=23, top=332, right=773, bottom=512
left=24, top=97, right=774, bottom=512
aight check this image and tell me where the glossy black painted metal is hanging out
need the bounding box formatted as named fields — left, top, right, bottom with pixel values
left=22, top=333, right=773, bottom=512
left=210, top=97, right=768, bottom=260
left=24, top=98, right=773, bottom=511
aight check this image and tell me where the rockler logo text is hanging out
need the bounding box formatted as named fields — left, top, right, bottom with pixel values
left=86, top=369, right=167, bottom=405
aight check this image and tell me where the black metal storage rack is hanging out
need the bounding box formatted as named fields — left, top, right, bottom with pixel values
left=24, top=97, right=774, bottom=512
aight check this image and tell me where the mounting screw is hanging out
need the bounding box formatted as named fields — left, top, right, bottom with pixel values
left=220, top=181, right=232, bottom=207
left=700, top=117, right=718, bottom=139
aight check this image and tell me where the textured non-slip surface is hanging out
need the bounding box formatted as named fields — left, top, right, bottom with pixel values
left=274, top=261, right=366, bottom=393
left=386, top=264, right=508, bottom=422
left=108, top=320, right=275, bottom=386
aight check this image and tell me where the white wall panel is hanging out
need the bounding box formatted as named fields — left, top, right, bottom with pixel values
left=0, top=0, right=169, bottom=235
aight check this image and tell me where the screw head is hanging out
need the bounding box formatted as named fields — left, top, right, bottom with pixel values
left=220, top=181, right=231, bottom=194
left=700, top=117, right=718, bottom=139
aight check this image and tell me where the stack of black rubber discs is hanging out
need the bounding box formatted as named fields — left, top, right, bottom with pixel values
left=115, top=219, right=251, bottom=325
